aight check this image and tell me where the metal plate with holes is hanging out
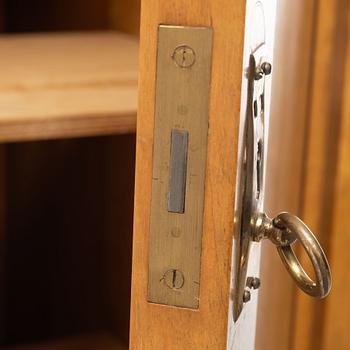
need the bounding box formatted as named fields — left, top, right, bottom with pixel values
left=147, top=25, right=213, bottom=309
left=233, top=2, right=270, bottom=321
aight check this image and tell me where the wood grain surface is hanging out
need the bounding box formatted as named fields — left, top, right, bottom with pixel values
left=255, top=1, right=316, bottom=349
left=130, top=0, right=247, bottom=348
left=291, top=1, right=349, bottom=349
left=0, top=32, right=138, bottom=141
left=322, top=13, right=350, bottom=348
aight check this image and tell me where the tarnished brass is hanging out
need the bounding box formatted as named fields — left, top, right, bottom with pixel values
left=233, top=26, right=331, bottom=321
left=147, top=25, right=213, bottom=308
left=253, top=212, right=331, bottom=298
left=233, top=47, right=269, bottom=321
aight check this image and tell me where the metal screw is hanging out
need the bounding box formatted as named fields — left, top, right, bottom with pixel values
left=163, top=269, right=185, bottom=289
left=172, top=45, right=196, bottom=68
left=243, top=290, right=251, bottom=303
left=246, top=277, right=261, bottom=290
left=255, top=62, right=272, bottom=80
left=261, top=62, right=272, bottom=75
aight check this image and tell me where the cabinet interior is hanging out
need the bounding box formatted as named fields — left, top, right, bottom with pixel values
left=1, top=135, right=136, bottom=350
left=0, top=0, right=140, bottom=348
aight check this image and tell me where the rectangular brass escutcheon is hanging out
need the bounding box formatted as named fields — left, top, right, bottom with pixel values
left=147, top=25, right=213, bottom=308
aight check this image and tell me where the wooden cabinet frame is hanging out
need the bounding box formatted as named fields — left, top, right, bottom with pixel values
left=130, top=1, right=248, bottom=348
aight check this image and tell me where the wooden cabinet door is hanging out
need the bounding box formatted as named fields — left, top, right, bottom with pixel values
left=130, top=1, right=277, bottom=348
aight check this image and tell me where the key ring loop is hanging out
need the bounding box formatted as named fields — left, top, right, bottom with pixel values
left=274, top=212, right=331, bottom=298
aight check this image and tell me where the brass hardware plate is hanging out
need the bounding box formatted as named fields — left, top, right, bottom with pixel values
left=232, top=2, right=331, bottom=323
left=147, top=25, right=213, bottom=308
left=233, top=2, right=269, bottom=320
left=233, top=48, right=268, bottom=321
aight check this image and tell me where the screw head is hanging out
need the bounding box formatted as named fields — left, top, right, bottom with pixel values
left=243, top=290, right=251, bottom=303
left=261, top=62, right=272, bottom=75
left=246, top=277, right=261, bottom=290
left=163, top=269, right=185, bottom=289
left=172, top=45, right=196, bottom=68
left=255, top=62, right=272, bottom=80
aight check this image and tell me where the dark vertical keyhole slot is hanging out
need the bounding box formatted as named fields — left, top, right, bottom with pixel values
left=260, top=92, right=264, bottom=113
left=168, top=129, right=189, bottom=214
left=253, top=99, right=258, bottom=117
left=256, top=139, right=263, bottom=199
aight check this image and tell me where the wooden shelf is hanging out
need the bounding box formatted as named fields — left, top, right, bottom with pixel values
left=3, top=333, right=127, bottom=350
left=0, top=31, right=138, bottom=142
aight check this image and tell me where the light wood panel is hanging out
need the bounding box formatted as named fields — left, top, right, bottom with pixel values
left=130, top=0, right=247, bottom=348
left=255, top=1, right=316, bottom=349
left=0, top=32, right=138, bottom=142
left=322, top=13, right=350, bottom=348
left=292, top=1, right=349, bottom=349
left=3, top=333, right=126, bottom=350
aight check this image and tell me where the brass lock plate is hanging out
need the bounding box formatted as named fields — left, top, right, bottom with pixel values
left=147, top=25, right=213, bottom=308
left=232, top=1, right=270, bottom=321
left=233, top=49, right=268, bottom=321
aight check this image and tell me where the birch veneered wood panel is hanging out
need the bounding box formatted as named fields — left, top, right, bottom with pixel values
left=0, top=32, right=138, bottom=142
left=292, top=0, right=349, bottom=348
left=255, top=1, right=316, bottom=349
left=130, top=0, right=247, bottom=348
left=323, top=14, right=350, bottom=348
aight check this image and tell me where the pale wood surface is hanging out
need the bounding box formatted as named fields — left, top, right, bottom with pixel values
left=0, top=32, right=138, bottom=142
left=130, top=0, right=247, bottom=348
left=292, top=1, right=349, bottom=349
left=3, top=333, right=126, bottom=350
left=255, top=1, right=316, bottom=349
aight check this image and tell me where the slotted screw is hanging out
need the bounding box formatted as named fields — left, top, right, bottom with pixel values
left=172, top=45, right=196, bottom=68
left=163, top=269, right=185, bottom=289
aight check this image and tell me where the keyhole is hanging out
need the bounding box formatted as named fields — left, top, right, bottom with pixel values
left=256, top=139, right=263, bottom=199
left=253, top=100, right=258, bottom=117
left=260, top=92, right=264, bottom=113
left=172, top=270, right=177, bottom=287
left=172, top=45, right=196, bottom=68
left=182, top=48, right=187, bottom=65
